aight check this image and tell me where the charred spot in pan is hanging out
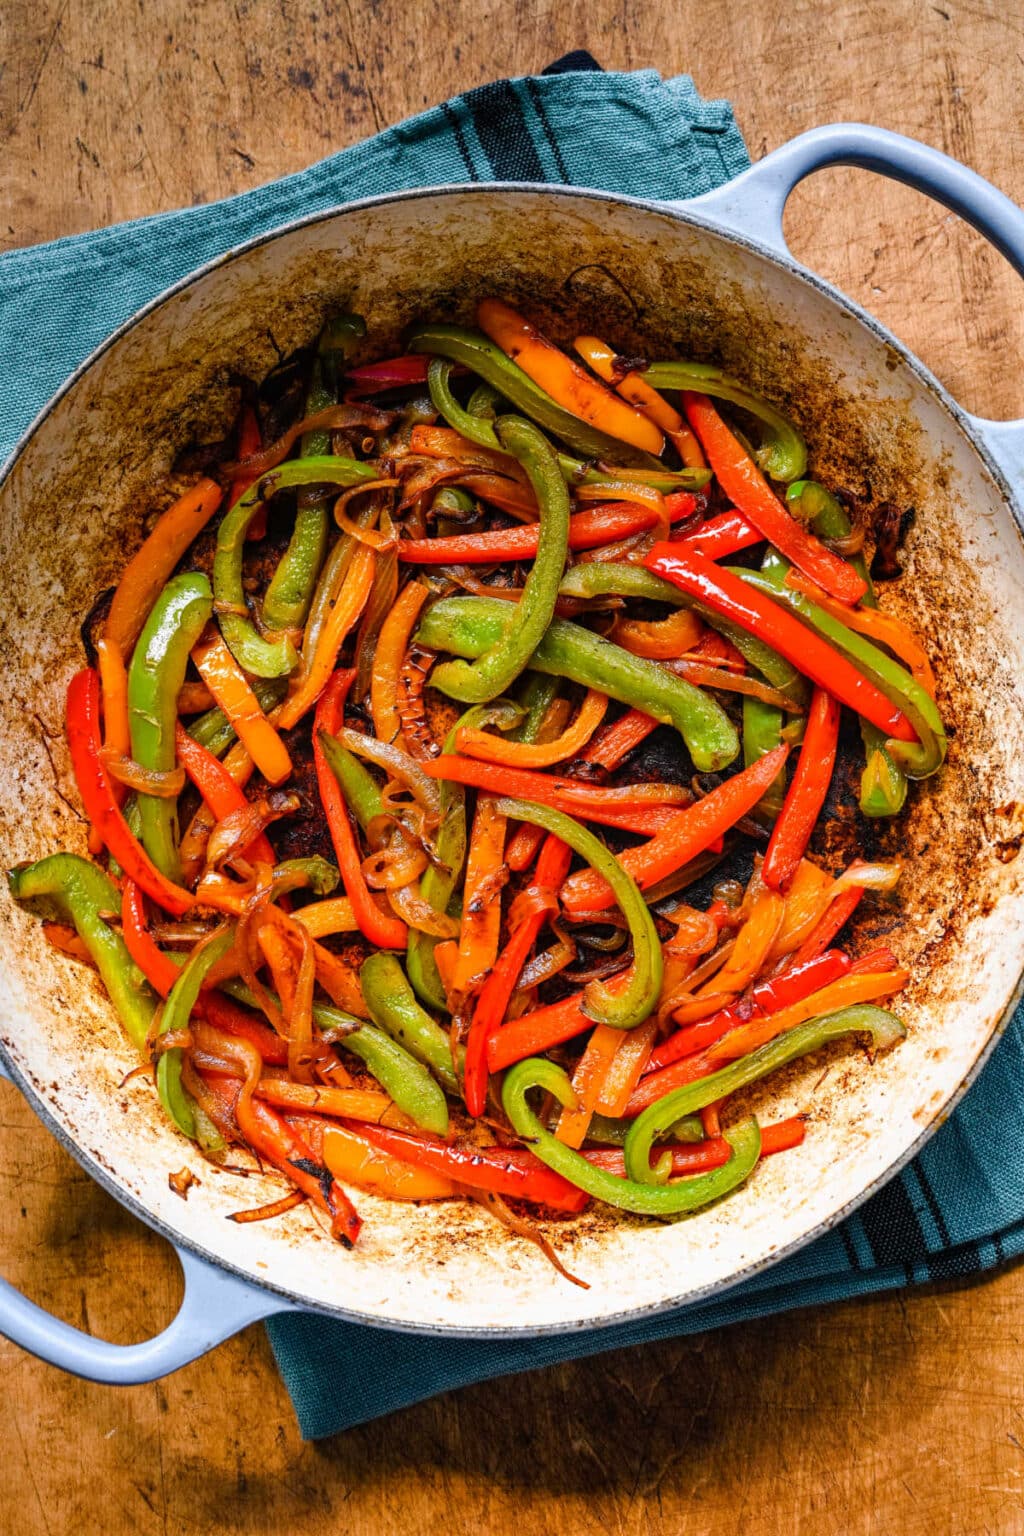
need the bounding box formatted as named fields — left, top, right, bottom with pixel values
left=79, top=586, right=114, bottom=666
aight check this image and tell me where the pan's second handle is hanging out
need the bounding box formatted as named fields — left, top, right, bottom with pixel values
left=683, top=123, right=1024, bottom=491
left=0, top=1052, right=295, bottom=1383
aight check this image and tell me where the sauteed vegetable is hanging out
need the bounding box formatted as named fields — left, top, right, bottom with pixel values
left=10, top=300, right=939, bottom=1279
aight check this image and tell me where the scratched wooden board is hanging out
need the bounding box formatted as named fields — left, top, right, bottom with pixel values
left=2, top=2, right=1024, bottom=1532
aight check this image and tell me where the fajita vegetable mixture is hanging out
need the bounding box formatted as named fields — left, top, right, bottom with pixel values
left=9, top=300, right=944, bottom=1279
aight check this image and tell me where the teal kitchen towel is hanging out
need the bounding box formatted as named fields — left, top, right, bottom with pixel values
left=3, top=53, right=1020, bottom=1441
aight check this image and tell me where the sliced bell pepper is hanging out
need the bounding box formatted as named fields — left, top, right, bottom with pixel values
left=66, top=669, right=195, bottom=916
left=431, top=417, right=570, bottom=705
left=104, top=479, right=223, bottom=654
left=360, top=952, right=461, bottom=1094
left=371, top=580, right=429, bottom=747
left=643, top=545, right=915, bottom=741
left=313, top=671, right=407, bottom=950
left=190, top=629, right=292, bottom=786
left=681, top=393, right=863, bottom=602
left=623, top=1005, right=905, bottom=1183
left=417, top=595, right=739, bottom=773
left=276, top=542, right=374, bottom=730
left=503, top=1058, right=761, bottom=1215
left=560, top=744, right=788, bottom=915
left=762, top=687, right=841, bottom=892
left=644, top=364, right=808, bottom=482
left=456, top=689, right=606, bottom=768
left=345, top=1121, right=590, bottom=1213
left=321, top=1124, right=456, bottom=1201
left=573, top=335, right=706, bottom=466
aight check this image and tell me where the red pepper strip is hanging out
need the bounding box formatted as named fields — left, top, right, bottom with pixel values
left=675, top=507, right=762, bottom=561
left=791, top=886, right=864, bottom=965
left=583, top=1115, right=806, bottom=1175
left=463, top=834, right=573, bottom=1117
left=121, top=879, right=290, bottom=1063
left=345, top=1122, right=590, bottom=1213
left=849, top=944, right=900, bottom=975
left=314, top=671, right=408, bottom=950
left=232, top=405, right=266, bottom=540
left=582, top=707, right=660, bottom=771
left=682, top=393, right=866, bottom=603
left=505, top=822, right=547, bottom=873
left=644, top=545, right=916, bottom=742
left=560, top=745, right=788, bottom=915
left=762, top=687, right=841, bottom=892
left=421, top=755, right=690, bottom=825
left=345, top=355, right=432, bottom=390
left=487, top=973, right=632, bottom=1072
left=204, top=1073, right=361, bottom=1244
left=66, top=668, right=194, bottom=917
left=174, top=726, right=278, bottom=868
left=397, top=496, right=697, bottom=565
left=645, top=948, right=852, bottom=1072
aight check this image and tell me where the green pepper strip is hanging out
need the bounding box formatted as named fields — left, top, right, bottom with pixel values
left=558, top=562, right=806, bottom=703
left=187, top=676, right=286, bottom=758
left=502, top=1058, right=761, bottom=1215
left=262, top=316, right=361, bottom=633
left=512, top=671, right=559, bottom=743
left=624, top=1004, right=906, bottom=1184
left=737, top=568, right=946, bottom=778
left=426, top=360, right=709, bottom=491
left=8, top=855, right=156, bottom=1050
left=408, top=324, right=659, bottom=467
left=586, top=1111, right=704, bottom=1147
left=213, top=456, right=378, bottom=678
left=221, top=981, right=449, bottom=1134
left=493, top=797, right=662, bottom=1028
left=787, top=481, right=908, bottom=816
left=360, top=952, right=462, bottom=1094
left=431, top=417, right=571, bottom=704
left=419, top=594, right=739, bottom=772
left=127, top=572, right=213, bottom=884
left=318, top=732, right=383, bottom=832
left=643, top=361, right=808, bottom=482
left=156, top=925, right=236, bottom=1140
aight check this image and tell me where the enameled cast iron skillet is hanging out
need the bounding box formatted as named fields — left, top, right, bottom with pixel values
left=2, top=124, right=1024, bottom=1384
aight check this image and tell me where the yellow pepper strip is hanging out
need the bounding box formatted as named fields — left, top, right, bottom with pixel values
left=371, top=580, right=429, bottom=746
left=769, top=859, right=834, bottom=960
left=95, top=637, right=132, bottom=825
left=555, top=1021, right=623, bottom=1147
left=708, top=967, right=910, bottom=1062
left=456, top=689, right=608, bottom=769
left=574, top=335, right=707, bottom=469
left=322, top=1124, right=456, bottom=1201
left=699, top=891, right=786, bottom=997
left=614, top=607, right=704, bottom=661
left=276, top=543, right=375, bottom=731
left=292, top=896, right=359, bottom=937
left=594, top=1018, right=659, bottom=1117
left=452, top=795, right=507, bottom=993
left=105, top=478, right=223, bottom=654
left=192, top=628, right=293, bottom=786
left=786, top=571, right=937, bottom=697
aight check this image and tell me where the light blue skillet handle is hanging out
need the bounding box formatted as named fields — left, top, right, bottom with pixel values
left=684, top=122, right=1024, bottom=490
left=0, top=1054, right=296, bottom=1384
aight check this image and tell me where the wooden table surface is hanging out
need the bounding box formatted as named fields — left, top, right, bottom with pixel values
left=3, top=3, right=1024, bottom=1531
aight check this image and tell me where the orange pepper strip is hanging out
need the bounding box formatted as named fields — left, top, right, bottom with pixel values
left=477, top=299, right=665, bottom=457
left=95, top=636, right=131, bottom=827
left=581, top=707, right=661, bottom=771
left=276, top=543, right=375, bottom=732
left=574, top=335, right=707, bottom=468
left=370, top=581, right=429, bottom=747
left=104, top=478, right=223, bottom=654
left=291, top=896, right=359, bottom=937
left=322, top=1125, right=456, bottom=1200
left=698, top=891, right=786, bottom=998
left=456, top=689, right=607, bottom=769
left=555, top=1022, right=624, bottom=1147
left=786, top=570, right=937, bottom=696
left=768, top=859, right=835, bottom=960
left=681, top=394, right=866, bottom=605
left=406, top=425, right=532, bottom=483
left=452, top=795, right=507, bottom=994
left=614, top=607, right=704, bottom=661
left=191, top=628, right=292, bottom=785
left=560, top=745, right=789, bottom=915
left=593, top=1018, right=659, bottom=1119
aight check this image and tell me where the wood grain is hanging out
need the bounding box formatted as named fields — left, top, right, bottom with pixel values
left=2, top=3, right=1024, bottom=1531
